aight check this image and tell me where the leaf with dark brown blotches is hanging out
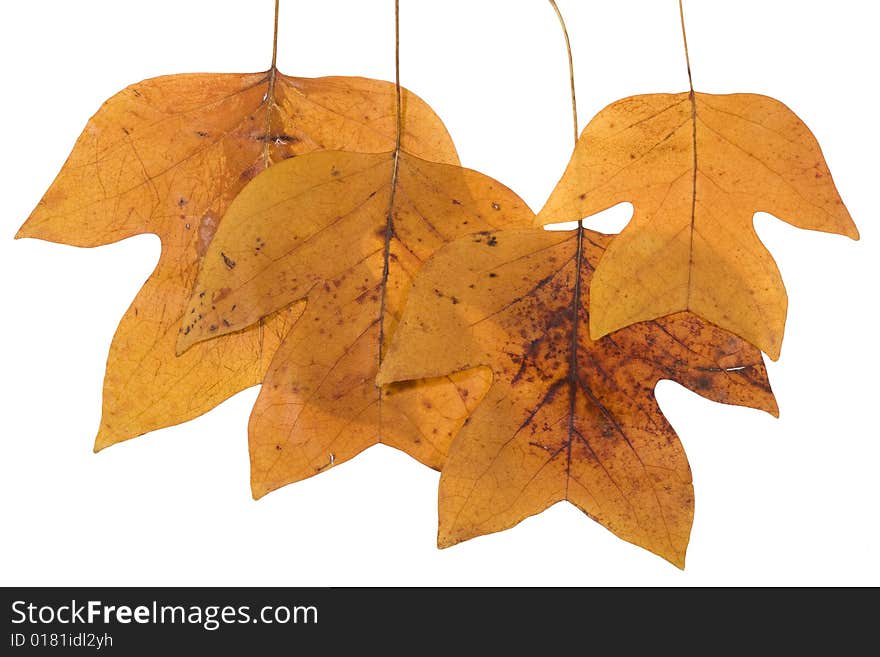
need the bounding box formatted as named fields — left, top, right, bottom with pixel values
left=378, top=227, right=778, bottom=567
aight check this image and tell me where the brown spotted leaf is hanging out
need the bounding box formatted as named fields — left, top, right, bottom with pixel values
left=537, top=93, right=858, bottom=360
left=377, top=227, right=777, bottom=567
left=15, top=71, right=458, bottom=449
left=177, top=150, right=534, bottom=497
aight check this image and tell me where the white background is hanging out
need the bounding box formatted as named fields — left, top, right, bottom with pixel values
left=0, top=0, right=877, bottom=586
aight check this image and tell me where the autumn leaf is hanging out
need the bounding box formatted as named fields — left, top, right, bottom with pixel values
left=176, top=149, right=534, bottom=497
left=377, top=227, right=777, bottom=567
left=15, top=70, right=457, bottom=450
left=537, top=93, right=858, bottom=360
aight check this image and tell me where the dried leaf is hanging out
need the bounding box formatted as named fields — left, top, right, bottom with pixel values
left=377, top=227, right=777, bottom=566
left=537, top=93, right=858, bottom=359
left=177, top=150, right=534, bottom=497
left=15, top=72, right=457, bottom=449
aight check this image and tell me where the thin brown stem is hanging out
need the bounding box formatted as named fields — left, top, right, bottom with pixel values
left=271, top=0, right=280, bottom=69
left=679, top=0, right=698, bottom=302
left=678, top=0, right=694, bottom=93
left=257, top=0, right=283, bottom=350
left=548, top=0, right=578, bottom=145
left=378, top=0, right=402, bottom=392
left=546, top=2, right=585, bottom=482
left=392, top=0, right=402, bottom=155
left=262, top=0, right=281, bottom=167
left=547, top=1, right=585, bottom=498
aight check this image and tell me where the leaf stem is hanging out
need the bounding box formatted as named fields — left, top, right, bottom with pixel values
left=678, top=0, right=694, bottom=93
left=548, top=1, right=585, bottom=494
left=548, top=0, right=578, bottom=145
left=257, top=0, right=282, bottom=359
left=262, top=0, right=281, bottom=167
left=679, top=0, right=698, bottom=303
left=271, top=0, right=280, bottom=70
left=393, top=0, right=402, bottom=155
left=378, top=0, right=402, bottom=381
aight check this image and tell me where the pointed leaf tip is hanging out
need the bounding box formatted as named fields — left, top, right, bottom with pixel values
left=436, top=526, right=461, bottom=550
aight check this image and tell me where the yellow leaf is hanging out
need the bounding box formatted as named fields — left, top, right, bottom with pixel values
left=178, top=150, right=534, bottom=497
left=537, top=93, right=858, bottom=359
left=15, top=72, right=457, bottom=449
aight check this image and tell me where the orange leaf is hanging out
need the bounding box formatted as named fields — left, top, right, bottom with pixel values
left=178, top=150, right=535, bottom=497
left=15, top=71, right=457, bottom=449
left=537, top=93, right=858, bottom=360
left=378, top=227, right=777, bottom=567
